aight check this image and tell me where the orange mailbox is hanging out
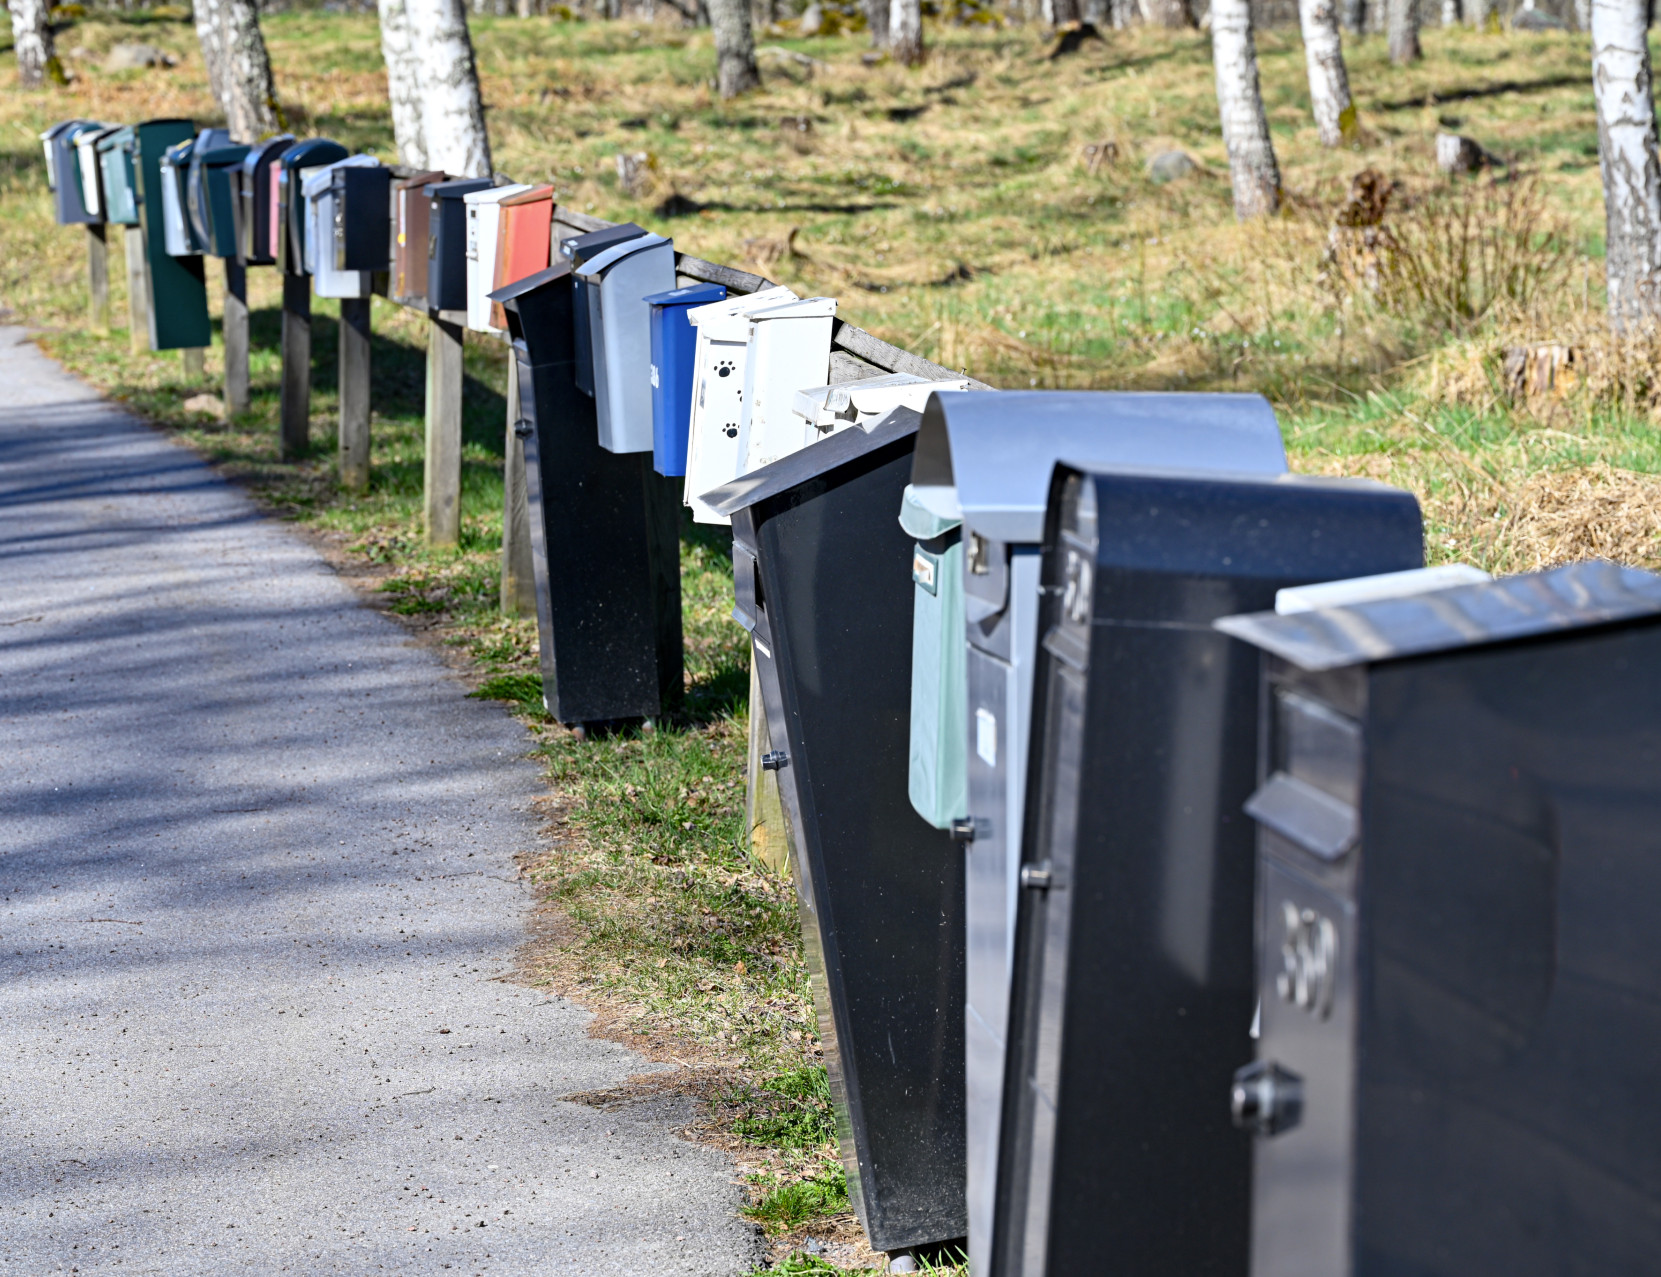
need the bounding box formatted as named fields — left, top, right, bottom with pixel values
left=491, top=184, right=555, bottom=332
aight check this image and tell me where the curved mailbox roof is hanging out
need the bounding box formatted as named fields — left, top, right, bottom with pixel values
left=912, top=389, right=1287, bottom=544
left=574, top=232, right=671, bottom=280
left=704, top=406, right=923, bottom=517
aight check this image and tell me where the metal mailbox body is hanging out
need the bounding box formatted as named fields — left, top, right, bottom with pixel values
left=392, top=170, right=445, bottom=307
left=159, top=139, right=200, bottom=257
left=489, top=263, right=683, bottom=726
left=1214, top=561, right=1661, bottom=1277
left=238, top=135, right=294, bottom=266
left=793, top=373, right=969, bottom=445
left=705, top=412, right=968, bottom=1256
left=199, top=144, right=251, bottom=260
left=45, top=120, right=100, bottom=225
left=681, top=285, right=800, bottom=525
left=277, top=139, right=349, bottom=276
left=557, top=222, right=647, bottom=397
left=303, top=157, right=377, bottom=299
left=183, top=128, right=233, bottom=252
left=425, top=178, right=492, bottom=312
left=993, top=465, right=1423, bottom=1277
left=577, top=233, right=677, bottom=454
left=462, top=183, right=531, bottom=333
left=133, top=119, right=211, bottom=352
left=96, top=126, right=140, bottom=227
left=733, top=296, right=837, bottom=474
left=332, top=163, right=392, bottom=273
left=644, top=282, right=728, bottom=477
left=76, top=124, right=120, bottom=222
left=490, top=185, right=554, bottom=332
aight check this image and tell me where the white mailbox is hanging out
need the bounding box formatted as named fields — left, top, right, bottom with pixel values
left=159, top=144, right=196, bottom=258
left=682, top=285, right=800, bottom=525
left=575, top=233, right=677, bottom=455
left=733, top=296, right=837, bottom=474
left=463, top=183, right=532, bottom=335
left=303, top=156, right=377, bottom=299
left=76, top=127, right=109, bottom=219
left=791, top=372, right=975, bottom=448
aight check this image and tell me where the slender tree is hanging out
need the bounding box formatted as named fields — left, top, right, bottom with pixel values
left=1592, top=0, right=1661, bottom=328
left=8, top=0, right=58, bottom=88
left=379, top=0, right=429, bottom=168
left=1299, top=0, right=1356, bottom=145
left=1211, top=0, right=1280, bottom=218
left=407, top=0, right=492, bottom=177
left=890, top=0, right=924, bottom=64
left=1141, top=0, right=1194, bottom=27
left=707, top=0, right=761, bottom=97
left=1387, top=0, right=1421, bottom=62
left=193, top=0, right=227, bottom=107
left=1045, top=0, right=1080, bottom=24
left=193, top=0, right=280, bottom=142
left=864, top=0, right=890, bottom=45
left=1338, top=0, right=1364, bottom=31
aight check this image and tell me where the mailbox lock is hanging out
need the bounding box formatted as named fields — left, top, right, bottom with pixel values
left=1231, top=1060, right=1304, bottom=1137
left=1019, top=861, right=1053, bottom=890
left=760, top=751, right=788, bottom=772
left=512, top=417, right=534, bottom=440
left=950, top=818, right=977, bottom=844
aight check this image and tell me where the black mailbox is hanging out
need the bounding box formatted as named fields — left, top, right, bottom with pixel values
left=488, top=263, right=683, bottom=728
left=993, top=464, right=1423, bottom=1277
left=1214, top=560, right=1661, bottom=1277
left=705, top=413, right=967, bottom=1264
left=332, top=163, right=392, bottom=272
left=558, top=222, right=646, bottom=397
left=277, top=138, right=348, bottom=275
left=425, top=177, right=491, bottom=312
left=238, top=134, right=293, bottom=267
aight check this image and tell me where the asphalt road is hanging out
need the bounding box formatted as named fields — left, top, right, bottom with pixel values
left=0, top=328, right=762, bottom=1276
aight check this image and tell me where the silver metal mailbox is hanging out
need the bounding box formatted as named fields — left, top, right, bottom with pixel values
left=576, top=232, right=677, bottom=454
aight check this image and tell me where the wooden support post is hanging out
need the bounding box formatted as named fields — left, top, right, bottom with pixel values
left=182, top=347, right=205, bottom=380
left=338, top=296, right=373, bottom=491
left=500, top=360, right=537, bottom=615
left=86, top=224, right=109, bottom=333
left=746, top=657, right=792, bottom=875
left=423, top=313, right=465, bottom=548
left=123, top=226, right=149, bottom=355
left=279, top=272, right=312, bottom=461
left=222, top=259, right=250, bottom=414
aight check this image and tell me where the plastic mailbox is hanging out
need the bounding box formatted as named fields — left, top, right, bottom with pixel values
left=424, top=177, right=492, bottom=313
left=490, top=185, right=555, bottom=332
left=75, top=125, right=119, bottom=222
left=991, top=463, right=1422, bottom=1277
left=462, top=183, right=531, bottom=333
left=199, top=143, right=251, bottom=260
left=95, top=126, right=140, bottom=227
left=159, top=138, right=200, bottom=257
left=183, top=128, right=233, bottom=252
left=576, top=233, right=677, bottom=454
left=303, top=157, right=378, bottom=299
left=704, top=410, right=968, bottom=1262
left=557, top=222, right=646, bottom=397
left=331, top=162, right=392, bottom=273
left=732, top=295, right=836, bottom=474
left=390, top=170, right=444, bottom=307
left=1212, top=560, right=1661, bottom=1277
left=791, top=372, right=971, bottom=446
left=488, top=263, right=684, bottom=728
left=276, top=139, right=349, bottom=276
left=43, top=121, right=101, bottom=225
left=237, top=135, right=294, bottom=267
left=681, top=285, right=799, bottom=525
left=904, top=391, right=1291, bottom=1277
left=644, top=282, right=727, bottom=477
left=133, top=119, right=211, bottom=351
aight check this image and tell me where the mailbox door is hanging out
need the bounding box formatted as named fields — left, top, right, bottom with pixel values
left=77, top=133, right=107, bottom=220
left=684, top=320, right=752, bottom=525
left=98, top=135, right=138, bottom=226
left=160, top=156, right=195, bottom=257
left=49, top=123, right=98, bottom=225
left=559, top=223, right=648, bottom=397
left=393, top=172, right=444, bottom=307
left=335, top=166, right=392, bottom=273
left=645, top=285, right=726, bottom=477
left=593, top=241, right=676, bottom=455
left=204, top=157, right=248, bottom=259
left=134, top=120, right=211, bottom=351
left=491, top=187, right=555, bottom=332
left=737, top=306, right=835, bottom=473
left=426, top=180, right=491, bottom=312
left=907, top=532, right=968, bottom=828
left=463, top=185, right=530, bottom=333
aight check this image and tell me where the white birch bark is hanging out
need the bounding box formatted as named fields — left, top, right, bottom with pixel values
left=1141, top=0, right=1194, bottom=26
left=1469, top=0, right=1492, bottom=24
left=890, top=0, right=924, bottom=64
left=706, top=0, right=760, bottom=97
left=1387, top=0, right=1420, bottom=62
left=220, top=0, right=280, bottom=142
left=408, top=0, right=493, bottom=178
left=193, top=0, right=228, bottom=107
left=1338, top=0, right=1364, bottom=30
left=1211, top=0, right=1280, bottom=218
left=1592, top=0, right=1661, bottom=328
left=379, top=0, right=429, bottom=168
left=865, top=0, right=890, bottom=45
left=1440, top=0, right=1458, bottom=21
left=1299, top=0, right=1356, bottom=146
left=1575, top=0, right=1592, bottom=27
left=8, top=0, right=56, bottom=88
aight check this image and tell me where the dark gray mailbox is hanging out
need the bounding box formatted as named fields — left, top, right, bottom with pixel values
left=908, top=391, right=1289, bottom=1277
left=558, top=222, right=646, bottom=397
left=238, top=134, right=293, bottom=267
left=993, top=464, right=1423, bottom=1277
left=331, top=162, right=392, bottom=272
left=704, top=411, right=967, bottom=1269
left=1213, top=559, right=1661, bottom=1277
left=426, top=177, right=492, bottom=312
left=488, top=263, right=683, bottom=729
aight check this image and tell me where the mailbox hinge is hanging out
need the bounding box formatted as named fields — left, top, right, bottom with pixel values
left=760, top=751, right=788, bottom=772
left=1019, top=861, right=1053, bottom=890
left=512, top=417, right=533, bottom=439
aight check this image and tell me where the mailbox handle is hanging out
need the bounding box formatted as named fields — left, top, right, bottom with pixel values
left=1231, top=1060, right=1304, bottom=1137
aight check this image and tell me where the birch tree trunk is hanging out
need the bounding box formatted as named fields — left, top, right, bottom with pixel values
left=1045, top=0, right=1080, bottom=24
left=379, top=0, right=429, bottom=168
left=1469, top=0, right=1493, bottom=24
left=1299, top=0, right=1356, bottom=145
left=1440, top=0, right=1457, bottom=22
left=890, top=0, right=924, bottom=63
left=1141, top=0, right=1194, bottom=26
left=707, top=0, right=761, bottom=97
left=1575, top=0, right=1592, bottom=27
left=219, top=0, right=280, bottom=141
left=1387, top=0, right=1420, bottom=62
left=1592, top=0, right=1661, bottom=328
left=865, top=0, right=890, bottom=45
left=193, top=0, right=228, bottom=107
left=1338, top=0, right=1363, bottom=31
left=408, top=0, right=492, bottom=177
left=8, top=0, right=57, bottom=88
left=1212, top=0, right=1281, bottom=218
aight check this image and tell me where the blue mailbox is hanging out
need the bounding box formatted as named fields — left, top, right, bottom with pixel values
left=645, top=282, right=727, bottom=476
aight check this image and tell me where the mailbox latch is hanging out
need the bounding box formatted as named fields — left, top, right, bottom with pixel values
left=760, top=751, right=788, bottom=772
left=512, top=417, right=533, bottom=440
left=1231, top=1060, right=1304, bottom=1137
left=950, top=818, right=977, bottom=844
left=1019, top=861, right=1053, bottom=890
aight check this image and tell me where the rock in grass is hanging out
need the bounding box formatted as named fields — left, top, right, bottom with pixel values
left=1147, top=150, right=1197, bottom=184
left=1435, top=132, right=1493, bottom=175
left=104, top=43, right=175, bottom=71
left=183, top=393, right=225, bottom=420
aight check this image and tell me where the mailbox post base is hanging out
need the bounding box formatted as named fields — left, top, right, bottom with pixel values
left=123, top=227, right=150, bottom=356
left=338, top=296, right=372, bottom=491
left=280, top=273, right=312, bottom=461
left=500, top=363, right=537, bottom=616
left=222, top=259, right=249, bottom=415
left=423, top=313, right=465, bottom=548
left=86, top=224, right=109, bottom=333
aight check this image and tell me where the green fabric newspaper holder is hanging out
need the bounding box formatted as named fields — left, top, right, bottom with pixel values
left=902, top=483, right=968, bottom=830
left=134, top=119, right=211, bottom=351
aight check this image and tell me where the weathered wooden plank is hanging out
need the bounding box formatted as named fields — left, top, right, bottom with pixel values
left=338, top=296, right=373, bottom=491
left=222, top=260, right=250, bottom=415
left=831, top=319, right=993, bottom=388
left=423, top=314, right=465, bottom=547
left=279, top=272, right=312, bottom=461
left=86, top=224, right=109, bottom=333
left=500, top=361, right=537, bottom=616
left=674, top=255, right=774, bottom=297
left=182, top=347, right=205, bottom=380
left=123, top=227, right=149, bottom=356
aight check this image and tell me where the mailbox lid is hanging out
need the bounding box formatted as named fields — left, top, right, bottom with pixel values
left=392, top=169, right=445, bottom=306
left=424, top=176, right=492, bottom=312
left=795, top=372, right=973, bottom=442
left=558, top=221, right=647, bottom=265
left=74, top=124, right=119, bottom=221
left=560, top=223, right=648, bottom=397
left=199, top=143, right=250, bottom=259
left=159, top=140, right=199, bottom=257
left=735, top=296, right=838, bottom=474
left=277, top=138, right=349, bottom=273
left=462, top=182, right=533, bottom=333
left=491, top=184, right=555, bottom=331
left=645, top=282, right=727, bottom=477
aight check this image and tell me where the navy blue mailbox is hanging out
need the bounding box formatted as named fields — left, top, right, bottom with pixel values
left=43, top=120, right=101, bottom=225
left=277, top=138, right=348, bottom=275
left=425, top=177, right=492, bottom=312
left=558, top=222, right=646, bottom=397
left=646, top=283, right=726, bottom=477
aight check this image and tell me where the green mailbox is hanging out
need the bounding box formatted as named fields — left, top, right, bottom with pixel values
left=199, top=145, right=250, bottom=260
left=133, top=119, right=210, bottom=352
left=95, top=126, right=140, bottom=226
left=902, top=484, right=969, bottom=828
